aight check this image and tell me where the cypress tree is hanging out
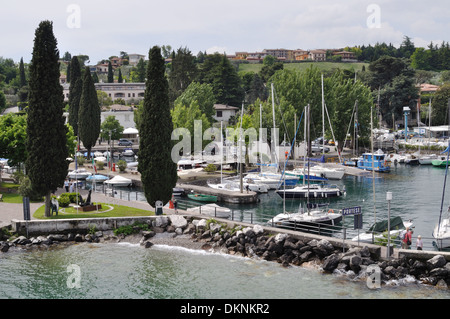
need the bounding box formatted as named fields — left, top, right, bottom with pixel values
left=26, top=20, right=68, bottom=217
left=138, top=46, right=177, bottom=207
left=68, top=56, right=82, bottom=135
left=78, top=67, right=101, bottom=159
left=107, top=61, right=114, bottom=83
left=118, top=68, right=123, bottom=83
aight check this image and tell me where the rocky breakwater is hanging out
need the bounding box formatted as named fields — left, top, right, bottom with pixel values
left=136, top=216, right=450, bottom=289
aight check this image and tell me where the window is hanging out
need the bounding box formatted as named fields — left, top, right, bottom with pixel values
left=216, top=111, right=223, bottom=117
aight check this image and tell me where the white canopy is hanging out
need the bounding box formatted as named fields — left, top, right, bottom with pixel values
left=123, top=127, right=138, bottom=134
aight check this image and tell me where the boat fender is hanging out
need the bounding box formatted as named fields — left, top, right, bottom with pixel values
left=328, top=209, right=334, bottom=214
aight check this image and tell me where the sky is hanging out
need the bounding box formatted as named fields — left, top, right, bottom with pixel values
left=1, top=0, right=450, bottom=64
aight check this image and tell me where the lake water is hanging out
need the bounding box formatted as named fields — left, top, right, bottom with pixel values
left=7, top=162, right=449, bottom=301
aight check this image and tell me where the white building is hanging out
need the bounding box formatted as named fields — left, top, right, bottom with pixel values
left=213, top=104, right=239, bottom=123
left=128, top=53, right=146, bottom=66
left=63, top=82, right=145, bottom=104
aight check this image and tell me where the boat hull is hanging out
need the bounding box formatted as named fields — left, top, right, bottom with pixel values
left=187, top=194, right=217, bottom=202
left=276, top=188, right=343, bottom=199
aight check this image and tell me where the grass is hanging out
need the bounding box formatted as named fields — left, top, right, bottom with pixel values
left=0, top=182, right=44, bottom=203
left=33, top=203, right=154, bottom=219
left=238, top=61, right=369, bottom=74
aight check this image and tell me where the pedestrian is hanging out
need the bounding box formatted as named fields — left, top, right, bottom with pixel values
left=64, top=179, right=69, bottom=192
left=51, top=196, right=59, bottom=216
left=69, top=182, right=74, bottom=193
left=402, top=227, right=412, bottom=249
left=416, top=235, right=423, bottom=250
left=173, top=197, right=178, bottom=214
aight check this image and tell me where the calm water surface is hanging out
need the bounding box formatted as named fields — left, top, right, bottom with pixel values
left=8, top=163, right=449, bottom=299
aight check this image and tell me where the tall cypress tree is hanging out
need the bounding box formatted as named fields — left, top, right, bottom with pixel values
left=26, top=20, right=68, bottom=217
left=118, top=68, right=123, bottom=83
left=107, top=61, right=114, bottom=83
left=68, top=56, right=82, bottom=135
left=78, top=67, right=100, bottom=159
left=138, top=46, right=177, bottom=207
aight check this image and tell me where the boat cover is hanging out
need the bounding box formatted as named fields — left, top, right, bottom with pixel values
left=368, top=216, right=405, bottom=232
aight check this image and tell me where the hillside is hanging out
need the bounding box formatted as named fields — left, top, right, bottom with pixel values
left=238, top=61, right=369, bottom=73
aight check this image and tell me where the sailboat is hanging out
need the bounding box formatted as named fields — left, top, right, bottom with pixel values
left=433, top=119, right=450, bottom=249
left=269, top=104, right=343, bottom=230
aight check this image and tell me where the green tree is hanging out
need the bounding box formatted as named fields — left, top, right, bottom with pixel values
left=199, top=53, right=244, bottom=107
left=26, top=20, right=68, bottom=217
left=68, top=56, right=82, bottom=135
left=78, top=66, right=101, bottom=159
left=0, top=113, right=27, bottom=167
left=118, top=68, right=123, bottom=83
left=0, top=90, right=6, bottom=113
left=174, top=81, right=215, bottom=122
left=168, top=47, right=198, bottom=103
left=100, top=115, right=124, bottom=141
left=431, top=84, right=450, bottom=126
left=107, top=61, right=114, bottom=83
left=138, top=46, right=177, bottom=207
left=130, top=58, right=146, bottom=82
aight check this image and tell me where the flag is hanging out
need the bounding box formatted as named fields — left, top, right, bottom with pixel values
left=92, top=157, right=97, bottom=174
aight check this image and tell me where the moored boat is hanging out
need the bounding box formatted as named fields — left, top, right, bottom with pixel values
left=103, top=175, right=132, bottom=187
left=357, top=149, right=390, bottom=172
left=275, top=184, right=345, bottom=199
left=68, top=169, right=92, bottom=180
left=187, top=193, right=218, bottom=202
left=187, top=203, right=230, bottom=219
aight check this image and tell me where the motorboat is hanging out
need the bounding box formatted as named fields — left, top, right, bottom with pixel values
left=431, top=157, right=450, bottom=167
left=187, top=203, right=231, bottom=219
left=103, top=175, right=132, bottom=187
left=418, top=154, right=439, bottom=165
left=122, top=149, right=135, bottom=157
left=68, top=169, right=92, bottom=180
left=276, top=184, right=345, bottom=199
left=357, top=149, right=390, bottom=172
left=285, top=168, right=328, bottom=182
left=208, top=179, right=269, bottom=193
left=307, top=165, right=345, bottom=180
left=268, top=208, right=343, bottom=229
left=187, top=193, right=217, bottom=202
left=351, top=217, right=413, bottom=244
left=172, top=188, right=185, bottom=197
left=94, top=156, right=107, bottom=163
left=86, top=174, right=109, bottom=182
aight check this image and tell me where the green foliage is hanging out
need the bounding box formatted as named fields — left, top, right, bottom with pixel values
left=100, top=115, right=124, bottom=141
left=113, top=222, right=150, bottom=236
left=18, top=175, right=42, bottom=202
left=204, top=163, right=217, bottom=173
left=0, top=113, right=27, bottom=166
left=174, top=81, right=215, bottom=121
left=78, top=66, right=101, bottom=157
left=107, top=61, right=114, bottom=83
left=138, top=46, right=178, bottom=207
left=26, top=20, right=68, bottom=214
left=68, top=56, right=82, bottom=135
left=168, top=47, right=199, bottom=103
left=117, top=160, right=127, bottom=172
left=57, top=193, right=71, bottom=207
left=431, top=84, right=450, bottom=126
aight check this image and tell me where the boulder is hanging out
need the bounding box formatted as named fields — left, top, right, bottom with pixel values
left=349, top=255, right=361, bottom=273
left=427, top=255, right=447, bottom=270
left=169, top=215, right=188, bottom=229
left=242, top=227, right=255, bottom=238
left=1, top=243, right=10, bottom=253
left=153, top=216, right=169, bottom=228
left=274, top=233, right=287, bottom=245
left=313, top=239, right=334, bottom=258
left=253, top=225, right=264, bottom=236
left=144, top=241, right=153, bottom=248
left=322, top=253, right=341, bottom=272
left=429, top=267, right=448, bottom=278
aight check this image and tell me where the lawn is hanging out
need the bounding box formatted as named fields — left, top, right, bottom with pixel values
left=33, top=203, right=154, bottom=219
left=238, top=61, right=369, bottom=74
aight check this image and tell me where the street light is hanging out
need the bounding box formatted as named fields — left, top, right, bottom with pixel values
left=386, top=191, right=392, bottom=258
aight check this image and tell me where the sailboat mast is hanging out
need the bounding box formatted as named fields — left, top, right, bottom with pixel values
left=220, top=120, right=223, bottom=185
left=322, top=73, right=325, bottom=156
left=371, top=102, right=376, bottom=225
left=239, top=103, right=244, bottom=193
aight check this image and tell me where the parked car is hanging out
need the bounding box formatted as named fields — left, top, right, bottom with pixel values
left=118, top=138, right=133, bottom=146
left=310, top=144, right=330, bottom=153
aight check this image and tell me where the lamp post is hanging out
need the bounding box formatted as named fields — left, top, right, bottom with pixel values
left=386, top=191, right=392, bottom=258
left=403, top=106, right=411, bottom=142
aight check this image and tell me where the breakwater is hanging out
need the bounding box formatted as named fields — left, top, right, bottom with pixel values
left=4, top=214, right=450, bottom=289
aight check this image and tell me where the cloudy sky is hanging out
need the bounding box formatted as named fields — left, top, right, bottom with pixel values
left=2, top=0, right=450, bottom=64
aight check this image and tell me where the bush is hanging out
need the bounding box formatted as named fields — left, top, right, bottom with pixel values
left=18, top=176, right=42, bottom=201
left=76, top=156, right=85, bottom=166
left=117, top=160, right=127, bottom=172
left=96, top=161, right=105, bottom=170
left=204, top=164, right=217, bottom=173
left=58, top=193, right=71, bottom=207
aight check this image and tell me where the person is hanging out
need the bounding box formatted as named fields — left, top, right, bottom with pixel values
left=51, top=197, right=59, bottom=216
left=64, top=179, right=69, bottom=192
left=173, top=197, right=178, bottom=214
left=416, top=235, right=423, bottom=250
left=69, top=182, right=74, bottom=193
left=402, top=227, right=412, bottom=249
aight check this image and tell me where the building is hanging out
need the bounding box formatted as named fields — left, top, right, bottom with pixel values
left=213, top=104, right=239, bottom=123
left=62, top=82, right=146, bottom=104
left=332, top=51, right=357, bottom=62
left=263, top=49, right=293, bottom=61
left=418, top=83, right=440, bottom=94
left=308, top=50, right=327, bottom=61
left=293, top=49, right=309, bottom=61
left=128, top=53, right=146, bottom=66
